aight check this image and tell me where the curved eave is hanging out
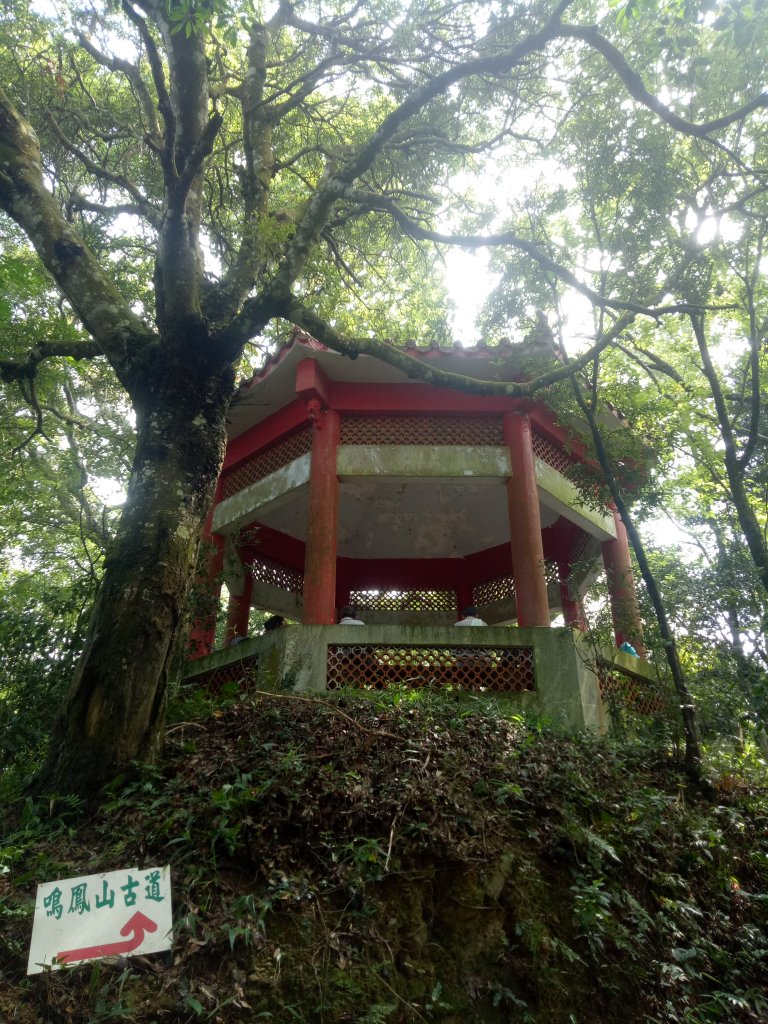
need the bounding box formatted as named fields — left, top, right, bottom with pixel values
left=227, top=332, right=563, bottom=440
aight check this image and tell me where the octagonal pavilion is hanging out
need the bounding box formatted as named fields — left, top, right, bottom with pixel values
left=188, top=329, right=645, bottom=670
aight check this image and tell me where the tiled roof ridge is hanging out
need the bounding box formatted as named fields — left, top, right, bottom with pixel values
left=237, top=323, right=563, bottom=392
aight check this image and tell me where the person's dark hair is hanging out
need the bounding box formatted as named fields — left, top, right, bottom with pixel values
left=462, top=606, right=477, bottom=617
left=340, top=605, right=357, bottom=620
left=264, top=614, right=285, bottom=631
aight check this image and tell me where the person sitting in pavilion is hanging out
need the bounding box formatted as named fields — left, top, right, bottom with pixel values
left=339, top=605, right=365, bottom=625
left=454, top=606, right=487, bottom=626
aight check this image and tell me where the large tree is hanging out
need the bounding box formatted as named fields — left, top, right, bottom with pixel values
left=475, top=0, right=768, bottom=727
left=1, top=0, right=766, bottom=793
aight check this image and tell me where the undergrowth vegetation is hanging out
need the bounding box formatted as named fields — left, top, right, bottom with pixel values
left=1, top=688, right=767, bottom=1023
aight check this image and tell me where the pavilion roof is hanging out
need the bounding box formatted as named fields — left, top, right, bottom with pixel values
left=227, top=327, right=563, bottom=439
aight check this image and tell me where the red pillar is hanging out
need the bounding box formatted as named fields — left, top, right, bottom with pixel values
left=224, top=571, right=254, bottom=644
left=303, top=400, right=340, bottom=624
left=187, top=494, right=225, bottom=660
left=558, top=560, right=588, bottom=631
left=601, top=507, right=646, bottom=655
left=503, top=412, right=550, bottom=627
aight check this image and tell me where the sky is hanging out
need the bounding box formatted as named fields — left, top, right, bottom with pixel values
left=444, top=249, right=496, bottom=344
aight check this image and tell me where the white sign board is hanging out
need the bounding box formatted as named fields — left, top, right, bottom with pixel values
left=28, top=865, right=172, bottom=974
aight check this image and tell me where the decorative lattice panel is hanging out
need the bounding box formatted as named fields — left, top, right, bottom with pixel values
left=350, top=589, right=456, bottom=612
left=545, top=560, right=560, bottom=585
left=531, top=431, right=572, bottom=475
left=598, top=667, right=670, bottom=717
left=532, top=433, right=608, bottom=512
left=327, top=644, right=535, bottom=692
left=569, top=529, right=592, bottom=565
left=191, top=654, right=260, bottom=694
left=222, top=428, right=313, bottom=498
left=340, top=415, right=503, bottom=447
left=249, top=556, right=304, bottom=594
left=474, top=575, right=516, bottom=606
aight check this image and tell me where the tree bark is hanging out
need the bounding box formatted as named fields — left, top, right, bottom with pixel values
left=39, top=357, right=235, bottom=795
left=689, top=315, right=768, bottom=600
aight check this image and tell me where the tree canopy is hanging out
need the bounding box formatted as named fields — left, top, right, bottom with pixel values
left=1, top=0, right=767, bottom=793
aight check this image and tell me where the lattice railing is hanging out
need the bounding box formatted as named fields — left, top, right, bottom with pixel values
left=327, top=643, right=535, bottom=692
left=531, top=431, right=572, bottom=475
left=598, top=666, right=670, bottom=717
left=474, top=567, right=557, bottom=609
left=569, top=529, right=593, bottom=566
left=189, top=653, right=260, bottom=694
left=340, top=415, right=503, bottom=447
left=222, top=427, right=313, bottom=498
left=532, top=432, right=608, bottom=514
left=249, top=556, right=304, bottom=594
left=473, top=575, right=516, bottom=606
left=350, top=589, right=456, bottom=612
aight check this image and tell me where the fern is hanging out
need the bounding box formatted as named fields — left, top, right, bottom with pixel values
left=358, top=1004, right=397, bottom=1024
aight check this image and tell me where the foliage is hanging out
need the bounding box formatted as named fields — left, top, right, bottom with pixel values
left=0, top=569, right=91, bottom=791
left=2, top=692, right=768, bottom=1022
left=472, top=0, right=768, bottom=735
left=0, top=225, right=132, bottom=788
left=1, top=0, right=768, bottom=788
left=0, top=230, right=132, bottom=565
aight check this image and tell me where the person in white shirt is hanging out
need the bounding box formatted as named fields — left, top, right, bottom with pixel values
left=339, top=605, right=365, bottom=625
left=454, top=606, right=487, bottom=626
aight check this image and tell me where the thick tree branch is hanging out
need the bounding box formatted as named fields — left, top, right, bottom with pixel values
left=560, top=24, right=768, bottom=139
left=122, top=0, right=177, bottom=182
left=343, top=191, right=734, bottom=319
left=690, top=313, right=768, bottom=597
left=690, top=314, right=736, bottom=452
left=1, top=340, right=102, bottom=383
left=279, top=2, right=385, bottom=55
left=279, top=300, right=633, bottom=399
left=202, top=24, right=272, bottom=323
left=739, top=269, right=762, bottom=471
left=173, top=110, right=224, bottom=209
left=46, top=111, right=155, bottom=215
left=128, top=1, right=217, bottom=326
left=70, top=196, right=161, bottom=229
left=153, top=7, right=209, bottom=174
left=271, top=0, right=573, bottom=296
left=387, top=125, right=538, bottom=157
left=75, top=30, right=161, bottom=144
left=242, top=23, right=269, bottom=198
left=212, top=291, right=291, bottom=363
left=268, top=50, right=374, bottom=120
left=0, top=88, right=153, bottom=389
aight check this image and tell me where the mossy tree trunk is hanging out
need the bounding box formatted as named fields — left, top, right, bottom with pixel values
left=41, top=337, right=236, bottom=792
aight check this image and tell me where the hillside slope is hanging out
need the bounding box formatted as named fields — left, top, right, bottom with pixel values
left=2, top=691, right=767, bottom=1023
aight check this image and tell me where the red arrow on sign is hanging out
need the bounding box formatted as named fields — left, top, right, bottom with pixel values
left=56, top=911, right=158, bottom=965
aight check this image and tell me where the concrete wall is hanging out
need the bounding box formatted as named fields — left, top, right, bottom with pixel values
left=210, top=446, right=617, bottom=545
left=213, top=454, right=311, bottom=533
left=534, top=458, right=616, bottom=540
left=183, top=624, right=623, bottom=733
